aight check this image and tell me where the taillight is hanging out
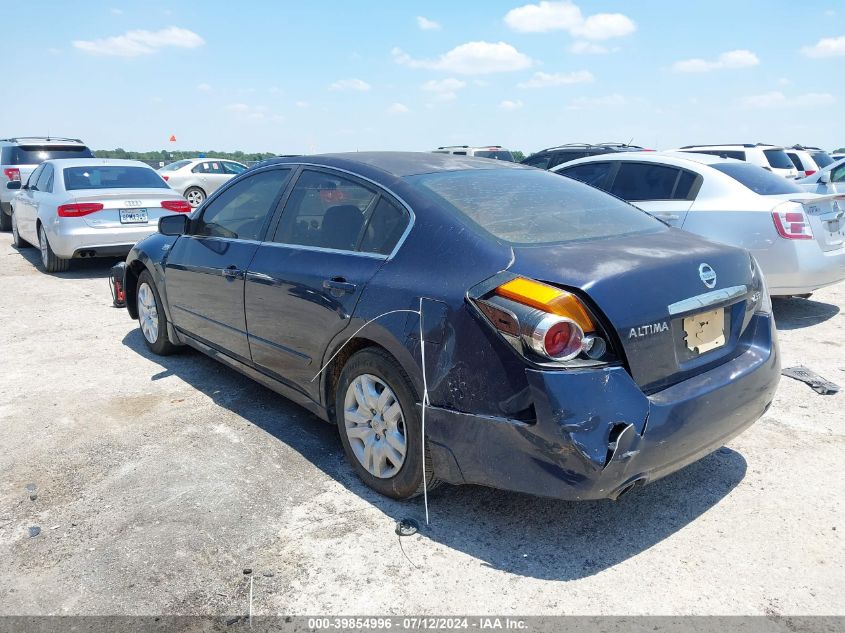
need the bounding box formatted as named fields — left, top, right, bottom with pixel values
left=3, top=168, right=21, bottom=181
left=162, top=175, right=169, bottom=181
left=57, top=202, right=104, bottom=217
left=161, top=200, right=192, bottom=213
left=805, top=170, right=816, bottom=177
left=470, top=276, right=614, bottom=364
left=772, top=209, right=813, bottom=240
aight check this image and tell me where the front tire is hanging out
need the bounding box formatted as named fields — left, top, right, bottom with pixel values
left=11, top=213, right=30, bottom=248
left=38, top=225, right=69, bottom=272
left=335, top=348, right=439, bottom=499
left=136, top=270, right=177, bottom=355
left=184, top=187, right=206, bottom=208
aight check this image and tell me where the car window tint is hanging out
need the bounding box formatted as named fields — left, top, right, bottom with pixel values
left=36, top=164, right=53, bottom=192
left=408, top=168, right=664, bottom=246
left=474, top=151, right=514, bottom=161
left=27, top=165, right=44, bottom=190
left=674, top=170, right=699, bottom=200
left=786, top=153, right=802, bottom=170
left=712, top=163, right=803, bottom=195
left=191, top=162, right=210, bottom=174
left=610, top=163, right=680, bottom=201
left=64, top=166, right=168, bottom=190
left=161, top=160, right=192, bottom=172
left=195, top=169, right=291, bottom=240
left=559, top=162, right=614, bottom=191
left=810, top=152, right=833, bottom=168
left=358, top=198, right=410, bottom=255
left=223, top=162, right=247, bottom=175
left=452, top=151, right=467, bottom=155
left=209, top=162, right=226, bottom=174
left=8, top=145, right=93, bottom=164
left=522, top=155, right=551, bottom=169
left=552, top=152, right=585, bottom=167
left=832, top=164, right=845, bottom=183
left=272, top=170, right=378, bottom=252
left=690, top=149, right=746, bottom=161
left=763, top=149, right=794, bottom=170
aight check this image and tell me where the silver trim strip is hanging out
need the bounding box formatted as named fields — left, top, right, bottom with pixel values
left=667, top=285, right=748, bottom=316
left=256, top=240, right=387, bottom=259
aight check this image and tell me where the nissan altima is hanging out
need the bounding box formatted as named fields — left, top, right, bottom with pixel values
left=122, top=152, right=780, bottom=501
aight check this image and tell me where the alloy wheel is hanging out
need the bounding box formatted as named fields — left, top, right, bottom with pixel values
left=137, top=282, right=160, bottom=344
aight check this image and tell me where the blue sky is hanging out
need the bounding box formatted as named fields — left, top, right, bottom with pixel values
left=2, top=1, right=844, bottom=154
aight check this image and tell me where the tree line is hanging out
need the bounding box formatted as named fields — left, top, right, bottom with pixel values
left=94, top=148, right=277, bottom=163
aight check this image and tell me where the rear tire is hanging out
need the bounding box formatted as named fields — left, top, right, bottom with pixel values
left=0, top=209, right=10, bottom=231
left=335, top=348, right=440, bottom=500
left=184, top=187, right=206, bottom=208
left=38, top=225, right=69, bottom=272
left=136, top=270, right=177, bottom=356
left=11, top=212, right=30, bottom=248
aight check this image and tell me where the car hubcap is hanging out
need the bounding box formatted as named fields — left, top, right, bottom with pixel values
left=137, top=282, right=159, bottom=343
left=343, top=374, right=407, bottom=479
left=186, top=190, right=204, bottom=207
left=39, top=227, right=48, bottom=266
left=12, top=216, right=18, bottom=242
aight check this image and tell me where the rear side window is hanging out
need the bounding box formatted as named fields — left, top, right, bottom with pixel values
left=610, top=163, right=681, bottom=201
left=763, top=149, right=794, bottom=170
left=358, top=198, right=410, bottom=255
left=408, top=168, right=665, bottom=245
left=521, top=154, right=551, bottom=169
left=195, top=168, right=291, bottom=240
left=559, top=161, right=614, bottom=191
left=810, top=151, right=833, bottom=168
left=712, top=163, right=803, bottom=195
left=160, top=160, right=192, bottom=171
left=786, top=152, right=803, bottom=170
left=64, top=166, right=168, bottom=190
left=5, top=145, right=93, bottom=164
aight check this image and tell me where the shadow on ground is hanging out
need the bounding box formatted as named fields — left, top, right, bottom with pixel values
left=14, top=244, right=121, bottom=280
left=122, top=328, right=747, bottom=581
left=773, top=296, right=840, bottom=330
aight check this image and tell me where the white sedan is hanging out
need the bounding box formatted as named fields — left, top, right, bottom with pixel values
left=552, top=151, right=845, bottom=297
left=158, top=158, right=247, bottom=208
left=8, top=158, right=191, bottom=272
left=798, top=157, right=845, bottom=195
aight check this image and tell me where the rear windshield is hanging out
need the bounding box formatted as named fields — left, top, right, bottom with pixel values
left=407, top=168, right=665, bottom=245
left=713, top=163, right=803, bottom=195
left=810, top=151, right=833, bottom=168
left=160, top=159, right=192, bottom=171
left=3, top=145, right=93, bottom=165
left=763, top=149, right=794, bottom=170
left=473, top=151, right=514, bottom=161
left=63, top=166, right=168, bottom=190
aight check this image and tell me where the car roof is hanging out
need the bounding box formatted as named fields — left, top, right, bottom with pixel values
left=679, top=143, right=783, bottom=150
left=46, top=158, right=154, bottom=169
left=265, top=151, right=527, bottom=177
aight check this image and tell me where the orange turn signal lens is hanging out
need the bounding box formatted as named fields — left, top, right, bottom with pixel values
left=495, top=277, right=594, bottom=333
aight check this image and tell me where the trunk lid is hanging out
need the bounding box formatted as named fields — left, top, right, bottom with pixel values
left=68, top=189, right=187, bottom=229
left=769, top=192, right=845, bottom=252
left=509, top=229, right=757, bottom=393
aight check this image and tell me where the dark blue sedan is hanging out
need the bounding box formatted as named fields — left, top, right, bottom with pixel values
left=123, top=152, right=780, bottom=501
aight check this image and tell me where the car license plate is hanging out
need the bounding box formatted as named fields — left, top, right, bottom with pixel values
left=683, top=308, right=725, bottom=354
left=119, top=209, right=148, bottom=224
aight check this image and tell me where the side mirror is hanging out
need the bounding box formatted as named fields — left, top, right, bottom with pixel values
left=819, top=171, right=831, bottom=184
left=158, top=214, right=188, bottom=236
left=6, top=181, right=21, bottom=190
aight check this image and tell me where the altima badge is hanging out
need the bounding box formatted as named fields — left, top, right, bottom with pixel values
left=699, top=263, right=717, bottom=289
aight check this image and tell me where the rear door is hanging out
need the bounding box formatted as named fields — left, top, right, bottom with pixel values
left=609, top=162, right=698, bottom=227
left=244, top=168, right=410, bottom=397
left=15, top=164, right=45, bottom=242
left=164, top=167, right=293, bottom=360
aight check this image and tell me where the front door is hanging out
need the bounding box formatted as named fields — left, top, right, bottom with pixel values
left=164, top=167, right=293, bottom=361
left=245, top=168, right=411, bottom=398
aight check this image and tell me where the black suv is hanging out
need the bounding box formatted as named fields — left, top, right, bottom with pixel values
left=521, top=143, right=648, bottom=170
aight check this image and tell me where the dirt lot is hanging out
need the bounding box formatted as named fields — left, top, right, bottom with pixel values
left=0, top=232, right=843, bottom=616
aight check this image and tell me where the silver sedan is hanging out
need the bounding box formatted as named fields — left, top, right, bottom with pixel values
left=553, top=151, right=845, bottom=297
left=159, top=158, right=247, bottom=208
left=8, top=158, right=191, bottom=272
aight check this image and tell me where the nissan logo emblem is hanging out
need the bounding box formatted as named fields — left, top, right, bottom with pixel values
left=699, top=263, right=717, bottom=289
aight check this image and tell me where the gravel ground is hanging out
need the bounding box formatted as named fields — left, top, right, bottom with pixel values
left=0, top=232, right=842, bottom=616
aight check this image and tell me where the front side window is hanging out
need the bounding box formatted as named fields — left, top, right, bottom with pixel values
left=36, top=164, right=53, bottom=193
left=712, top=163, right=803, bottom=195
left=763, top=149, right=795, bottom=170
left=408, top=168, right=665, bottom=246
left=194, top=168, right=291, bottom=240
left=272, top=170, right=378, bottom=251
left=64, top=166, right=168, bottom=190
left=831, top=164, right=845, bottom=183
left=26, top=165, right=44, bottom=190
left=610, top=163, right=681, bottom=201
left=559, top=161, right=614, bottom=191
left=522, top=154, right=551, bottom=169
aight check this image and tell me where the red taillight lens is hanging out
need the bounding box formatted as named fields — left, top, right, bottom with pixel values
left=57, top=202, right=104, bottom=217
left=161, top=199, right=192, bottom=213
left=162, top=175, right=169, bottom=181
left=805, top=170, right=816, bottom=177
left=3, top=168, right=21, bottom=181
left=772, top=209, right=813, bottom=240
left=541, top=318, right=584, bottom=359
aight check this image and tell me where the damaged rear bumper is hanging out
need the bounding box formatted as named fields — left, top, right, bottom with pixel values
left=425, top=314, right=779, bottom=500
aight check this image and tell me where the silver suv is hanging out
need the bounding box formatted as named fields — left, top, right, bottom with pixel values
left=1, top=137, right=94, bottom=230
left=431, top=145, right=515, bottom=161
left=676, top=143, right=798, bottom=179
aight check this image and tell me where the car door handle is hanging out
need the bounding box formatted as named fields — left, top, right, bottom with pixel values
left=222, top=265, right=244, bottom=280
left=322, top=278, right=356, bottom=293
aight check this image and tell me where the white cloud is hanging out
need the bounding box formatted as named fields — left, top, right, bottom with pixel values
left=328, top=78, right=371, bottom=92
left=196, top=83, right=212, bottom=92
left=392, top=41, right=532, bottom=74
left=416, top=16, right=441, bottom=31
left=499, top=99, right=524, bottom=111
left=504, top=1, right=635, bottom=40
left=570, top=41, right=610, bottom=54
left=801, top=36, right=845, bottom=58
left=388, top=102, right=410, bottom=114
left=567, top=94, right=627, bottom=110
left=739, top=91, right=836, bottom=109
left=73, top=26, right=204, bottom=56
left=517, top=70, right=593, bottom=88
left=672, top=49, right=759, bottom=72
left=421, top=77, right=467, bottom=101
